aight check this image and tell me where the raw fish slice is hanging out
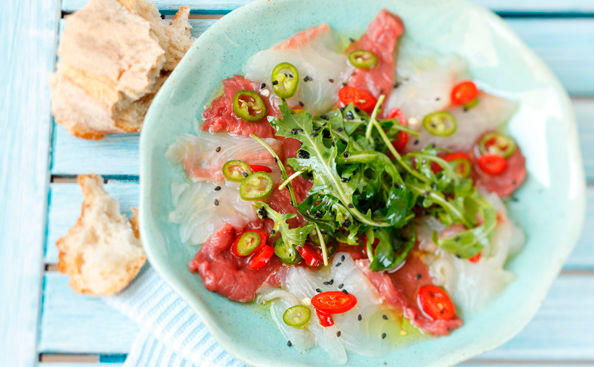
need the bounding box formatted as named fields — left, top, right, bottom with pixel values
left=201, top=75, right=280, bottom=137
left=345, top=10, right=404, bottom=98
left=166, top=133, right=283, bottom=182
left=169, top=181, right=257, bottom=245
left=244, top=24, right=353, bottom=115
left=406, top=93, right=517, bottom=152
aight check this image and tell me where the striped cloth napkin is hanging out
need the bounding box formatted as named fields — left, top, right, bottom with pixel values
left=104, top=267, right=248, bottom=367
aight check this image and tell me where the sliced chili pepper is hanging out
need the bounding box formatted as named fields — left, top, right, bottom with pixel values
left=463, top=97, right=479, bottom=110
left=239, top=172, right=273, bottom=200
left=231, top=230, right=268, bottom=257
left=387, top=108, right=408, bottom=153
left=249, top=164, right=272, bottom=173
left=222, top=160, right=253, bottom=182
left=273, top=237, right=301, bottom=265
left=271, top=62, right=299, bottom=98
left=478, top=154, right=507, bottom=175
left=444, top=152, right=472, bottom=178
left=417, top=285, right=456, bottom=321
left=422, top=111, right=457, bottom=136
left=233, top=90, right=267, bottom=121
left=451, top=80, right=479, bottom=105
left=348, top=50, right=378, bottom=69
left=338, top=86, right=377, bottom=114
left=315, top=309, right=334, bottom=327
left=469, top=252, right=481, bottom=263
left=296, top=244, right=322, bottom=267
left=479, top=131, right=517, bottom=158
left=283, top=305, right=312, bottom=327
left=311, top=291, right=357, bottom=314
left=248, top=244, right=274, bottom=270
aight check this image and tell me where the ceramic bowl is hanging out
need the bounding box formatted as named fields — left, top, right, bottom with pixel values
left=139, top=0, right=586, bottom=365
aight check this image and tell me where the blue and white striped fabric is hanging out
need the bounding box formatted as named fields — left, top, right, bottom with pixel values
left=104, top=267, right=248, bottom=367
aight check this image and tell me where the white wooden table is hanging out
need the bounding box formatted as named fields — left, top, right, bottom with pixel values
left=1, top=0, right=593, bottom=366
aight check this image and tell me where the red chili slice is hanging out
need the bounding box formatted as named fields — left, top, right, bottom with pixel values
left=417, top=285, right=456, bottom=321
left=444, top=152, right=472, bottom=178
left=249, top=164, right=272, bottom=173
left=231, top=230, right=269, bottom=257
left=311, top=291, right=357, bottom=314
left=387, top=108, right=408, bottom=152
left=247, top=244, right=274, bottom=270
left=469, top=252, right=481, bottom=263
left=451, top=81, right=479, bottom=105
left=478, top=154, right=508, bottom=175
left=338, top=86, right=377, bottom=113
left=315, top=309, right=334, bottom=327
left=296, top=244, right=322, bottom=267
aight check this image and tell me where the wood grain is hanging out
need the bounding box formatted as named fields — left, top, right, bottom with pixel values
left=0, top=1, right=59, bottom=366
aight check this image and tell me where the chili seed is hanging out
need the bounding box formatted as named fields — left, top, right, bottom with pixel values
left=214, top=186, right=221, bottom=191
left=215, top=146, right=221, bottom=152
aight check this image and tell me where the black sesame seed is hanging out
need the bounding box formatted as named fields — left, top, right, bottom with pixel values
left=463, top=106, right=469, bottom=112
left=342, top=82, right=347, bottom=87
left=242, top=172, right=249, bottom=178
left=345, top=111, right=354, bottom=120
left=338, top=283, right=344, bottom=289
left=393, top=82, right=400, bottom=89
left=336, top=331, right=342, bottom=337
left=455, top=236, right=461, bottom=242
left=272, top=80, right=279, bottom=85
left=455, top=254, right=462, bottom=259
left=316, top=288, right=322, bottom=293
left=342, top=219, right=351, bottom=228
left=336, top=262, right=342, bottom=267
left=341, top=255, right=346, bottom=262
left=382, top=314, right=388, bottom=320
left=414, top=140, right=419, bottom=145
left=299, top=101, right=305, bottom=107
left=215, top=146, right=222, bottom=152
left=415, top=273, right=422, bottom=280
left=337, top=127, right=343, bottom=132
left=287, top=340, right=293, bottom=347
left=257, top=206, right=267, bottom=218
left=291, top=128, right=299, bottom=135
left=342, top=289, right=349, bottom=295
left=435, top=97, right=441, bottom=101
left=340, top=106, right=345, bottom=113
left=304, top=76, right=312, bottom=82
left=311, top=132, right=319, bottom=138
left=358, top=314, right=362, bottom=321
left=381, top=333, right=387, bottom=339
left=260, top=83, right=266, bottom=89
left=313, top=126, right=321, bottom=132
left=322, top=129, right=331, bottom=139
left=274, top=157, right=279, bottom=163
left=347, top=203, right=354, bottom=209
left=328, top=78, right=335, bottom=83
left=214, top=199, right=220, bottom=206
left=214, top=186, right=221, bottom=191
left=298, top=150, right=310, bottom=159
left=349, top=37, right=355, bottom=42
left=354, top=107, right=361, bottom=113
left=341, top=177, right=349, bottom=182
left=320, top=114, right=329, bottom=120
left=380, top=89, right=384, bottom=95
left=343, top=152, right=349, bottom=158
left=314, top=210, right=323, bottom=218
left=328, top=279, right=334, bottom=285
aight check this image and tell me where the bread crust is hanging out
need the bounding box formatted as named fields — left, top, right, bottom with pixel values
left=56, top=174, right=146, bottom=295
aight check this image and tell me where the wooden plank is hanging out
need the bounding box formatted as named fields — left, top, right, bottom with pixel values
left=61, top=0, right=594, bottom=13
left=574, top=99, right=594, bottom=182
left=39, top=271, right=594, bottom=359
left=0, top=0, right=60, bottom=366
left=39, top=364, right=123, bottom=367
left=45, top=181, right=139, bottom=263
left=38, top=273, right=138, bottom=354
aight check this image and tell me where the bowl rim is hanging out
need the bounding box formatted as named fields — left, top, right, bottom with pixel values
left=139, top=0, right=586, bottom=366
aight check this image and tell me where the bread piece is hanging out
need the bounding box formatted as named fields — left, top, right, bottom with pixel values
left=49, top=0, right=192, bottom=139
left=56, top=175, right=146, bottom=295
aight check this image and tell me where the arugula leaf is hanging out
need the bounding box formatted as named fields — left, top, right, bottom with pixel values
left=254, top=202, right=313, bottom=249
left=368, top=225, right=416, bottom=271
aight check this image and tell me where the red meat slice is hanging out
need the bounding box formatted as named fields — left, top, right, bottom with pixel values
left=201, top=75, right=280, bottom=138
left=473, top=148, right=527, bottom=198
left=188, top=223, right=281, bottom=302
left=345, top=10, right=405, bottom=99
left=356, top=252, right=462, bottom=335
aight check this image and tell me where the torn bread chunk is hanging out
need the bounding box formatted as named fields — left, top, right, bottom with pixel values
left=49, top=0, right=192, bottom=139
left=56, top=174, right=146, bottom=295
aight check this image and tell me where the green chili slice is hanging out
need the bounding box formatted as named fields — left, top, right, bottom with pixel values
left=236, top=232, right=261, bottom=256
left=422, top=111, right=457, bottom=136
left=233, top=90, right=267, bottom=121
left=222, top=160, right=253, bottom=182
left=479, top=132, right=516, bottom=158
left=239, top=171, right=273, bottom=200
left=283, top=305, right=312, bottom=327
left=450, top=158, right=471, bottom=178
left=273, top=237, right=300, bottom=265
left=463, top=97, right=479, bottom=110
left=348, top=50, right=378, bottom=69
left=271, top=62, right=299, bottom=99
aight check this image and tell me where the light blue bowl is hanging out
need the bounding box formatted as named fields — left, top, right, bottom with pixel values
left=139, top=0, right=586, bottom=365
